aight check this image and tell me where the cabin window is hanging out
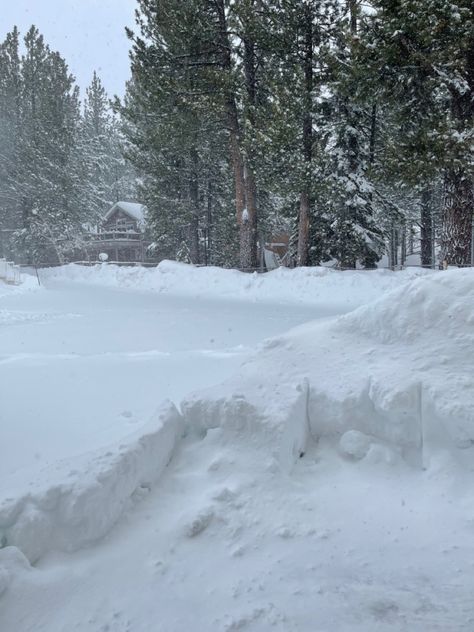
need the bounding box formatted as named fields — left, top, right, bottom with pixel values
left=115, top=218, right=136, bottom=232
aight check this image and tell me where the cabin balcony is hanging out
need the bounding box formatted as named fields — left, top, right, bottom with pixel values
left=88, top=230, right=144, bottom=245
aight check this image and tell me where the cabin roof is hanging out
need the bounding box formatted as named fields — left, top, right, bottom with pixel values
left=104, top=202, right=148, bottom=226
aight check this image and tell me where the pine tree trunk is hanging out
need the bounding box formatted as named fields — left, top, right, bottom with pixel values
left=369, top=103, right=377, bottom=166
left=408, top=224, right=414, bottom=256
left=337, top=1, right=359, bottom=271
left=389, top=226, right=398, bottom=270
left=297, top=192, right=310, bottom=267
left=441, top=168, right=473, bottom=266
left=205, top=178, right=213, bottom=265
left=441, top=42, right=473, bottom=266
left=348, top=0, right=358, bottom=35
left=242, top=165, right=258, bottom=269
left=227, top=121, right=247, bottom=260
left=400, top=223, right=407, bottom=266
left=242, top=11, right=258, bottom=270
left=296, top=3, right=313, bottom=267
left=188, top=217, right=199, bottom=264
left=215, top=0, right=256, bottom=271
left=420, top=187, right=433, bottom=267
left=188, top=148, right=200, bottom=264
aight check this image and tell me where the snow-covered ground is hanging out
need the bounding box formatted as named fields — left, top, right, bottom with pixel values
left=1, top=262, right=473, bottom=631
left=0, top=276, right=325, bottom=492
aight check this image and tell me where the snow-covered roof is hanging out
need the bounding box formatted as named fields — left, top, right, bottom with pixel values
left=104, top=202, right=148, bottom=226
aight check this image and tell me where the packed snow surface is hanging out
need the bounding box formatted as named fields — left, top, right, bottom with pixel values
left=1, top=263, right=474, bottom=631
left=1, top=263, right=365, bottom=492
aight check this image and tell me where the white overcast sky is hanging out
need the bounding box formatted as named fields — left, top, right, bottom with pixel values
left=0, top=0, right=137, bottom=98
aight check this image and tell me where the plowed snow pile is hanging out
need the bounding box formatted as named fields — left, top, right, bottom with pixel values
left=42, top=260, right=430, bottom=308
left=183, top=268, right=474, bottom=470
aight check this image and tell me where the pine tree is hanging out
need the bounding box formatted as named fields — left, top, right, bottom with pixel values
left=120, top=0, right=240, bottom=265
left=320, top=1, right=382, bottom=269
left=76, top=71, right=136, bottom=227
left=0, top=27, right=22, bottom=256
left=0, top=28, right=138, bottom=264
left=257, top=0, right=323, bottom=267
left=8, top=27, right=83, bottom=262
left=360, top=0, right=474, bottom=266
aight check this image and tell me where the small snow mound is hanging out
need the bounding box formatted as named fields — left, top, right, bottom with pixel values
left=339, top=430, right=372, bottom=460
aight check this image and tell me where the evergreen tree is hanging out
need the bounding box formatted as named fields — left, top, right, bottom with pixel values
left=253, top=0, right=339, bottom=267
left=76, top=71, right=136, bottom=228
left=0, top=27, right=22, bottom=253
left=120, top=0, right=240, bottom=265
left=321, top=0, right=382, bottom=268
left=5, top=27, right=83, bottom=262
left=360, top=0, right=474, bottom=266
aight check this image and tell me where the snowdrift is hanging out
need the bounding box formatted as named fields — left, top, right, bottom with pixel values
left=41, top=261, right=431, bottom=308
left=340, top=268, right=474, bottom=344
left=0, top=274, right=38, bottom=299
left=182, top=269, right=474, bottom=470
left=0, top=402, right=183, bottom=564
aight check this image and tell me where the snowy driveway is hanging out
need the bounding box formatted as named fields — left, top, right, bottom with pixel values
left=1, top=267, right=474, bottom=631
left=0, top=278, right=337, bottom=493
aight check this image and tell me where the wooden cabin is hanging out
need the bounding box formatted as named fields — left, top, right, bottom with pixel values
left=88, top=202, right=149, bottom=262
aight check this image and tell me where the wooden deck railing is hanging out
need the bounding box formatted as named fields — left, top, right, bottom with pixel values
left=88, top=231, right=144, bottom=242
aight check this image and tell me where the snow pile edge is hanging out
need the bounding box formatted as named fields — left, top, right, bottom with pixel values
left=182, top=381, right=312, bottom=473
left=0, top=401, right=184, bottom=564
left=40, top=261, right=432, bottom=308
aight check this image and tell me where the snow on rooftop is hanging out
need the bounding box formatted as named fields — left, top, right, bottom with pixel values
left=104, top=201, right=147, bottom=225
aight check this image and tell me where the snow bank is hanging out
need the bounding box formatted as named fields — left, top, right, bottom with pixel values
left=0, top=402, right=183, bottom=564
left=182, top=269, right=474, bottom=470
left=40, top=261, right=431, bottom=308
left=340, top=268, right=474, bottom=344
left=0, top=274, right=38, bottom=299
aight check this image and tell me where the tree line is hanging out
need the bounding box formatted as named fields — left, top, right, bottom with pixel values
left=0, top=26, right=135, bottom=263
left=0, top=1, right=472, bottom=269
left=120, top=0, right=473, bottom=269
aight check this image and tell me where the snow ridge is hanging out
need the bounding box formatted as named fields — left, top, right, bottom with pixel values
left=0, top=402, right=183, bottom=564
left=40, top=261, right=431, bottom=308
